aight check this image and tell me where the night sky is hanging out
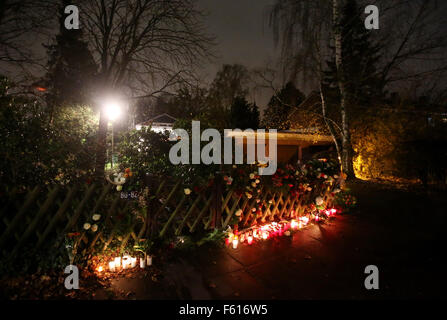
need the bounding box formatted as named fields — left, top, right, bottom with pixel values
left=197, top=0, right=278, bottom=107
left=197, top=0, right=277, bottom=74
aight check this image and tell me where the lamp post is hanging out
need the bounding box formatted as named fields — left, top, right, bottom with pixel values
left=104, top=98, right=122, bottom=169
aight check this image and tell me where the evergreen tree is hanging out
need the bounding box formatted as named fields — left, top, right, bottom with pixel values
left=324, top=0, right=382, bottom=111
left=262, top=82, right=305, bottom=130
left=230, top=96, right=260, bottom=129
left=42, top=0, right=97, bottom=115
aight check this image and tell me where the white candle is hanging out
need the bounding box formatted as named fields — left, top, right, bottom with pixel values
left=114, top=257, right=121, bottom=268
left=140, top=257, right=146, bottom=269
left=146, top=255, right=152, bottom=266
left=109, top=261, right=116, bottom=272
left=232, top=238, right=238, bottom=249
left=122, top=256, right=130, bottom=269
left=131, top=257, right=137, bottom=268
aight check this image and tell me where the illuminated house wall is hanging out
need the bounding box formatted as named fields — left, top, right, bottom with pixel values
left=135, top=113, right=176, bottom=133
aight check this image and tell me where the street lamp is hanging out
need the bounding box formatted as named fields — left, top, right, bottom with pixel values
left=103, top=97, right=123, bottom=169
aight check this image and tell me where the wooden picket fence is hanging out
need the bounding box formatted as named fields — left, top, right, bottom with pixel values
left=0, top=177, right=337, bottom=260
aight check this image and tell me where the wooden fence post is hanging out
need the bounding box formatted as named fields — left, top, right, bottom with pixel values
left=210, top=173, right=222, bottom=229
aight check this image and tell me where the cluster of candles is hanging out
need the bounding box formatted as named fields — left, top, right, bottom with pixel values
left=227, top=209, right=337, bottom=249
left=96, top=255, right=153, bottom=272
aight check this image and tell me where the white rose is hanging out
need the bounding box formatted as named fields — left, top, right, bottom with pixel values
left=91, top=224, right=98, bottom=232
left=92, top=214, right=101, bottom=221
left=184, top=188, right=191, bottom=195
left=83, top=223, right=91, bottom=230
left=249, top=173, right=255, bottom=179
left=255, top=179, right=260, bottom=184
left=251, top=182, right=257, bottom=188
left=315, top=196, right=324, bottom=206
left=235, top=209, right=243, bottom=216
left=116, top=185, right=122, bottom=191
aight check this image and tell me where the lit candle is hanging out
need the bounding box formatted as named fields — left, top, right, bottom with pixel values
left=114, top=257, right=121, bottom=268
left=109, top=261, right=116, bottom=272
left=122, top=255, right=130, bottom=269
left=131, top=257, right=137, bottom=268
left=140, top=257, right=146, bottom=269
left=291, top=220, right=298, bottom=229
left=97, top=266, right=104, bottom=273
left=315, top=215, right=320, bottom=222
left=147, top=255, right=152, bottom=266
left=331, top=208, right=337, bottom=215
left=232, top=236, right=239, bottom=249
left=262, top=231, right=268, bottom=240
left=247, top=235, right=253, bottom=245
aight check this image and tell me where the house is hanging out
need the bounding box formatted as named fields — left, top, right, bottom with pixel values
left=136, top=113, right=176, bottom=133
left=228, top=130, right=334, bottom=165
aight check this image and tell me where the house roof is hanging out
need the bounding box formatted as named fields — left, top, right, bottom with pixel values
left=138, top=113, right=177, bottom=126
left=225, top=131, right=333, bottom=147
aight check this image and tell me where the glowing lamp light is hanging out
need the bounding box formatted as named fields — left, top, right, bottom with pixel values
left=262, top=231, right=268, bottom=240
left=97, top=266, right=104, bottom=272
left=103, top=98, right=122, bottom=121
left=331, top=208, right=337, bottom=214
left=247, top=235, right=253, bottom=245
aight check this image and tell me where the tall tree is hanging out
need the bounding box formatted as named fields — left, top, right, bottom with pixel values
left=324, top=0, right=382, bottom=110
left=0, top=0, right=57, bottom=69
left=77, top=0, right=213, bottom=178
left=42, top=0, right=97, bottom=118
left=230, top=96, right=260, bottom=129
left=332, top=0, right=354, bottom=177
left=207, top=64, right=251, bottom=128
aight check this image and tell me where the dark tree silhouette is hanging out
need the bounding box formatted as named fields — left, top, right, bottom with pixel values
left=42, top=0, right=97, bottom=119
left=230, top=96, right=260, bottom=129
left=262, top=82, right=305, bottom=130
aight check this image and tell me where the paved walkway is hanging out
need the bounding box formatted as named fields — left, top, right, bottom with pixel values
left=101, top=182, right=446, bottom=299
